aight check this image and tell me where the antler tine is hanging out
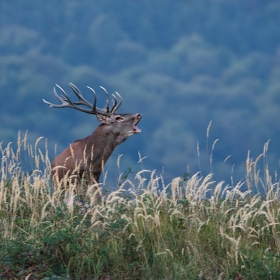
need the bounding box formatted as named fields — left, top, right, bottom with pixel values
left=111, top=92, right=122, bottom=114
left=86, top=86, right=99, bottom=114
left=69, top=83, right=93, bottom=108
left=42, top=98, right=55, bottom=107
left=43, top=85, right=72, bottom=108
left=43, top=84, right=97, bottom=114
left=99, top=86, right=110, bottom=113
left=111, top=94, right=118, bottom=112
left=55, top=84, right=73, bottom=103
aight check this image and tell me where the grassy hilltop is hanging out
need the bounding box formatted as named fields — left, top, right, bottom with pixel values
left=0, top=135, right=280, bottom=279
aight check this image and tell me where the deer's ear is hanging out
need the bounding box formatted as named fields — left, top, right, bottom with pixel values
left=96, top=114, right=110, bottom=124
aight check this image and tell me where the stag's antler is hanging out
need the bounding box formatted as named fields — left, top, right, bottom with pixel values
left=99, top=86, right=122, bottom=114
left=43, top=83, right=122, bottom=115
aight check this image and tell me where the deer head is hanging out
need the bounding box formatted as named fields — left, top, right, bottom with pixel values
left=43, top=83, right=142, bottom=184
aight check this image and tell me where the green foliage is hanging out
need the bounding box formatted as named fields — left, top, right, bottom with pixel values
left=5, top=135, right=280, bottom=279
left=1, top=172, right=280, bottom=279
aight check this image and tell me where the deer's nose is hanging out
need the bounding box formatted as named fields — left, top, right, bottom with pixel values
left=136, top=114, right=142, bottom=119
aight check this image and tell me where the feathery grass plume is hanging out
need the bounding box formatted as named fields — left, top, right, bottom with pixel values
left=137, top=151, right=147, bottom=170
left=206, top=120, right=212, bottom=161
left=210, top=138, right=219, bottom=173
left=223, top=155, right=231, bottom=163
left=116, top=154, right=123, bottom=168
left=34, top=136, right=45, bottom=169
left=206, top=120, right=212, bottom=139
left=220, top=226, right=242, bottom=265
left=196, top=141, right=201, bottom=173
left=183, top=172, right=214, bottom=203
left=133, top=169, right=151, bottom=195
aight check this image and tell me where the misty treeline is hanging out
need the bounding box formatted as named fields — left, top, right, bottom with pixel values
left=1, top=0, right=280, bottom=185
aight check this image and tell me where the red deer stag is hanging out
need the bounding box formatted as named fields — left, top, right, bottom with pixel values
left=43, top=83, right=142, bottom=184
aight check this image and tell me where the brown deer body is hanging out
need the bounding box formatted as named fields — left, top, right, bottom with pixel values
left=43, top=83, right=142, bottom=184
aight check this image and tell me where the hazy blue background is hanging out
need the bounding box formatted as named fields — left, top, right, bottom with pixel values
left=1, top=0, right=280, bottom=187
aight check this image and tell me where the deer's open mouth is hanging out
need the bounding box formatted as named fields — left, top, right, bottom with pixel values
left=133, top=114, right=142, bottom=133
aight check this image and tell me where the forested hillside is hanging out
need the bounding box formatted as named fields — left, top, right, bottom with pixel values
left=1, top=0, right=280, bottom=185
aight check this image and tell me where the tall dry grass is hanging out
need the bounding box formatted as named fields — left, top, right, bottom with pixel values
left=0, top=132, right=280, bottom=279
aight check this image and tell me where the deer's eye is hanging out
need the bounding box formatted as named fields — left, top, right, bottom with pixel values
left=115, top=116, right=124, bottom=122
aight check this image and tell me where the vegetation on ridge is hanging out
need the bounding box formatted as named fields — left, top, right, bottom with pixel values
left=0, top=134, right=280, bottom=279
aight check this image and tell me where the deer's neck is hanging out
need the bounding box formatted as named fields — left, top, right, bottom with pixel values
left=85, top=124, right=120, bottom=164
